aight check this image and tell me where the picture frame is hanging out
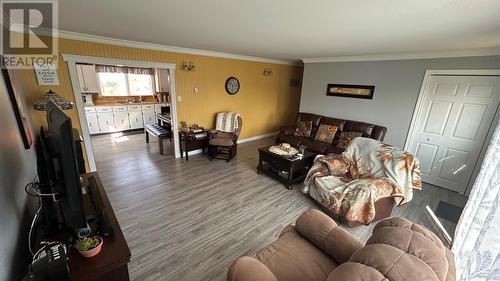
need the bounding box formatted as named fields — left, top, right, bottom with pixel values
left=326, top=84, right=375, bottom=99
left=2, top=68, right=33, bottom=149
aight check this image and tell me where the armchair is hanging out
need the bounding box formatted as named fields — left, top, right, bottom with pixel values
left=208, top=113, right=242, bottom=162
left=227, top=209, right=456, bottom=281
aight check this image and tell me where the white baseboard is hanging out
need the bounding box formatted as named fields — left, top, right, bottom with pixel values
left=178, top=132, right=278, bottom=158
left=238, top=132, right=278, bottom=144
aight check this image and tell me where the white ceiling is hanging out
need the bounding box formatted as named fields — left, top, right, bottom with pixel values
left=58, top=0, right=500, bottom=62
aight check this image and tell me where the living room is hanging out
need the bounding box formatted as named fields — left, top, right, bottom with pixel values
left=1, top=1, right=500, bottom=281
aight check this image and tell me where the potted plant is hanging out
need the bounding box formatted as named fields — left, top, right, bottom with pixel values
left=74, top=236, right=103, bottom=258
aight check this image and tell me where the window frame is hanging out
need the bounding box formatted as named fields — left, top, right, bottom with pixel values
left=97, top=72, right=154, bottom=97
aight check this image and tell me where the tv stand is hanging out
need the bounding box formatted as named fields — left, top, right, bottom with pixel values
left=42, top=172, right=131, bottom=281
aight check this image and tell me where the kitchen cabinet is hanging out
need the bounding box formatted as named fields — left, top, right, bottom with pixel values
left=97, top=112, right=115, bottom=133
left=86, top=114, right=100, bottom=134
left=154, top=68, right=170, bottom=92
left=84, top=103, right=168, bottom=135
left=114, top=111, right=130, bottom=131
left=77, top=64, right=100, bottom=93
left=129, top=111, right=144, bottom=129
left=143, top=110, right=156, bottom=125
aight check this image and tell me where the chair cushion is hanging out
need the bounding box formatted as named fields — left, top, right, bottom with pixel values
left=294, top=120, right=313, bottom=137
left=209, top=138, right=234, bottom=146
left=145, top=124, right=170, bottom=138
left=255, top=226, right=338, bottom=281
left=314, top=124, right=338, bottom=144
left=301, top=139, right=332, bottom=154
left=298, top=113, right=322, bottom=128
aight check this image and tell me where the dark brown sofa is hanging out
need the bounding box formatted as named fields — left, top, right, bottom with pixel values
left=276, top=112, right=387, bottom=154
left=227, top=209, right=456, bottom=281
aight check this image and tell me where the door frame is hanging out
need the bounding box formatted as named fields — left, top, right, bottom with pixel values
left=62, top=54, right=180, bottom=172
left=404, top=69, right=500, bottom=194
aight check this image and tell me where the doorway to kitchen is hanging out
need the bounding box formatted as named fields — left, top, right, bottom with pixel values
left=62, top=54, right=179, bottom=172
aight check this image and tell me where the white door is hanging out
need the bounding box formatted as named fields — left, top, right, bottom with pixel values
left=97, top=113, right=116, bottom=133
left=143, top=110, right=156, bottom=125
left=114, top=112, right=130, bottom=131
left=86, top=114, right=100, bottom=134
left=408, top=75, right=500, bottom=193
left=129, top=111, right=144, bottom=129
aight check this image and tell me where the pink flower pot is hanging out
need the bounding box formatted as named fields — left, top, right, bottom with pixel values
left=78, top=237, right=103, bottom=258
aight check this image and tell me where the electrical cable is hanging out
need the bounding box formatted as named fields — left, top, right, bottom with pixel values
left=25, top=181, right=59, bottom=256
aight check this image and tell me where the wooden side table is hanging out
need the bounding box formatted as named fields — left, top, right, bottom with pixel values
left=179, top=130, right=209, bottom=161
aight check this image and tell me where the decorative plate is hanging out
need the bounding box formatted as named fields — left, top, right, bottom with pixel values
left=225, top=77, right=240, bottom=95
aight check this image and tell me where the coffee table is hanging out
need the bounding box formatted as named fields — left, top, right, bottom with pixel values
left=257, top=146, right=316, bottom=189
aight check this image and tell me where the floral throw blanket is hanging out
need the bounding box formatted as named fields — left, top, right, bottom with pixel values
left=302, top=137, right=422, bottom=225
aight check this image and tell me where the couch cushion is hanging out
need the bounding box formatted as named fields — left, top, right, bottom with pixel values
left=301, top=139, right=332, bottom=154
left=255, top=227, right=338, bottom=281
left=319, top=117, right=347, bottom=133
left=327, top=217, right=455, bottom=281
left=325, top=146, right=345, bottom=155
left=314, top=124, right=338, bottom=144
left=298, top=113, right=322, bottom=128
left=280, top=135, right=307, bottom=147
left=294, top=120, right=313, bottom=137
left=337, top=131, right=362, bottom=149
left=344, top=121, right=375, bottom=137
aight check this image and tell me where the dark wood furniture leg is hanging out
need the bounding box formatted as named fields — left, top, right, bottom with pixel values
left=185, top=137, right=189, bottom=161
left=159, top=138, right=164, bottom=155
left=145, top=131, right=149, bottom=143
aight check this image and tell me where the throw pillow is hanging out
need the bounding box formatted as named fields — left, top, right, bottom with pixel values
left=338, top=131, right=362, bottom=149
left=314, top=124, right=338, bottom=143
left=294, top=120, right=313, bottom=137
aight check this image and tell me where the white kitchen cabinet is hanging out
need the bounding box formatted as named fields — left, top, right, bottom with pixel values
left=129, top=111, right=144, bottom=129
left=114, top=111, right=130, bottom=131
left=143, top=110, right=156, bottom=125
left=154, top=68, right=170, bottom=92
left=77, top=64, right=100, bottom=93
left=97, top=113, right=115, bottom=133
left=86, top=114, right=100, bottom=134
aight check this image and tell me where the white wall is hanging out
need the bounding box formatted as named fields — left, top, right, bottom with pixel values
left=300, top=55, right=500, bottom=147
left=0, top=71, right=37, bottom=281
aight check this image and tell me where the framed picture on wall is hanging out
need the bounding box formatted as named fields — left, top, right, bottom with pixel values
left=326, top=84, right=375, bottom=99
left=2, top=68, right=33, bottom=149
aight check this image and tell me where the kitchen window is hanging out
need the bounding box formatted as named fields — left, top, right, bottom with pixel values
left=96, top=65, right=154, bottom=96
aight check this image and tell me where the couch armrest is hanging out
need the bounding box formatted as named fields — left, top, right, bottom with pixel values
left=280, top=125, right=296, bottom=136
left=227, top=256, right=278, bottom=281
left=295, top=209, right=363, bottom=264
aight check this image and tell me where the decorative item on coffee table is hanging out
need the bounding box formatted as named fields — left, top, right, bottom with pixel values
left=257, top=144, right=316, bottom=189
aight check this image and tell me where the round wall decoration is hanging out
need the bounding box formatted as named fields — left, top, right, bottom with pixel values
left=225, top=77, right=240, bottom=95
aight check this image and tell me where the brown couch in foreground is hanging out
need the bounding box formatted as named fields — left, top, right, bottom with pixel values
left=276, top=112, right=387, bottom=154
left=227, top=209, right=456, bottom=281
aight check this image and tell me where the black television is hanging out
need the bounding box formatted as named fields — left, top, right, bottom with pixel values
left=45, top=100, right=87, bottom=230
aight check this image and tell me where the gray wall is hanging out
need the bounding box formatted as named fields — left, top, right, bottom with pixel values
left=300, top=55, right=500, bottom=147
left=0, top=72, right=37, bottom=281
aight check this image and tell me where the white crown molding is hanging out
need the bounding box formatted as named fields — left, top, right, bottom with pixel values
left=301, top=48, right=500, bottom=63
left=55, top=29, right=299, bottom=66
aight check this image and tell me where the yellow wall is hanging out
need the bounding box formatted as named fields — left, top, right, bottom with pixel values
left=18, top=37, right=303, bottom=142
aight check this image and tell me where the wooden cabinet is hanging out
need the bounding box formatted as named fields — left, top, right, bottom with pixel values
left=77, top=64, right=100, bottom=93
left=86, top=114, right=100, bottom=134
left=143, top=110, right=156, bottom=125
left=154, top=68, right=170, bottom=92
left=97, top=113, right=115, bottom=133
left=114, top=112, right=130, bottom=131
left=129, top=110, right=144, bottom=129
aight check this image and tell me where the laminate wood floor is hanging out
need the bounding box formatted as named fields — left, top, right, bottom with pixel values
left=91, top=132, right=467, bottom=281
